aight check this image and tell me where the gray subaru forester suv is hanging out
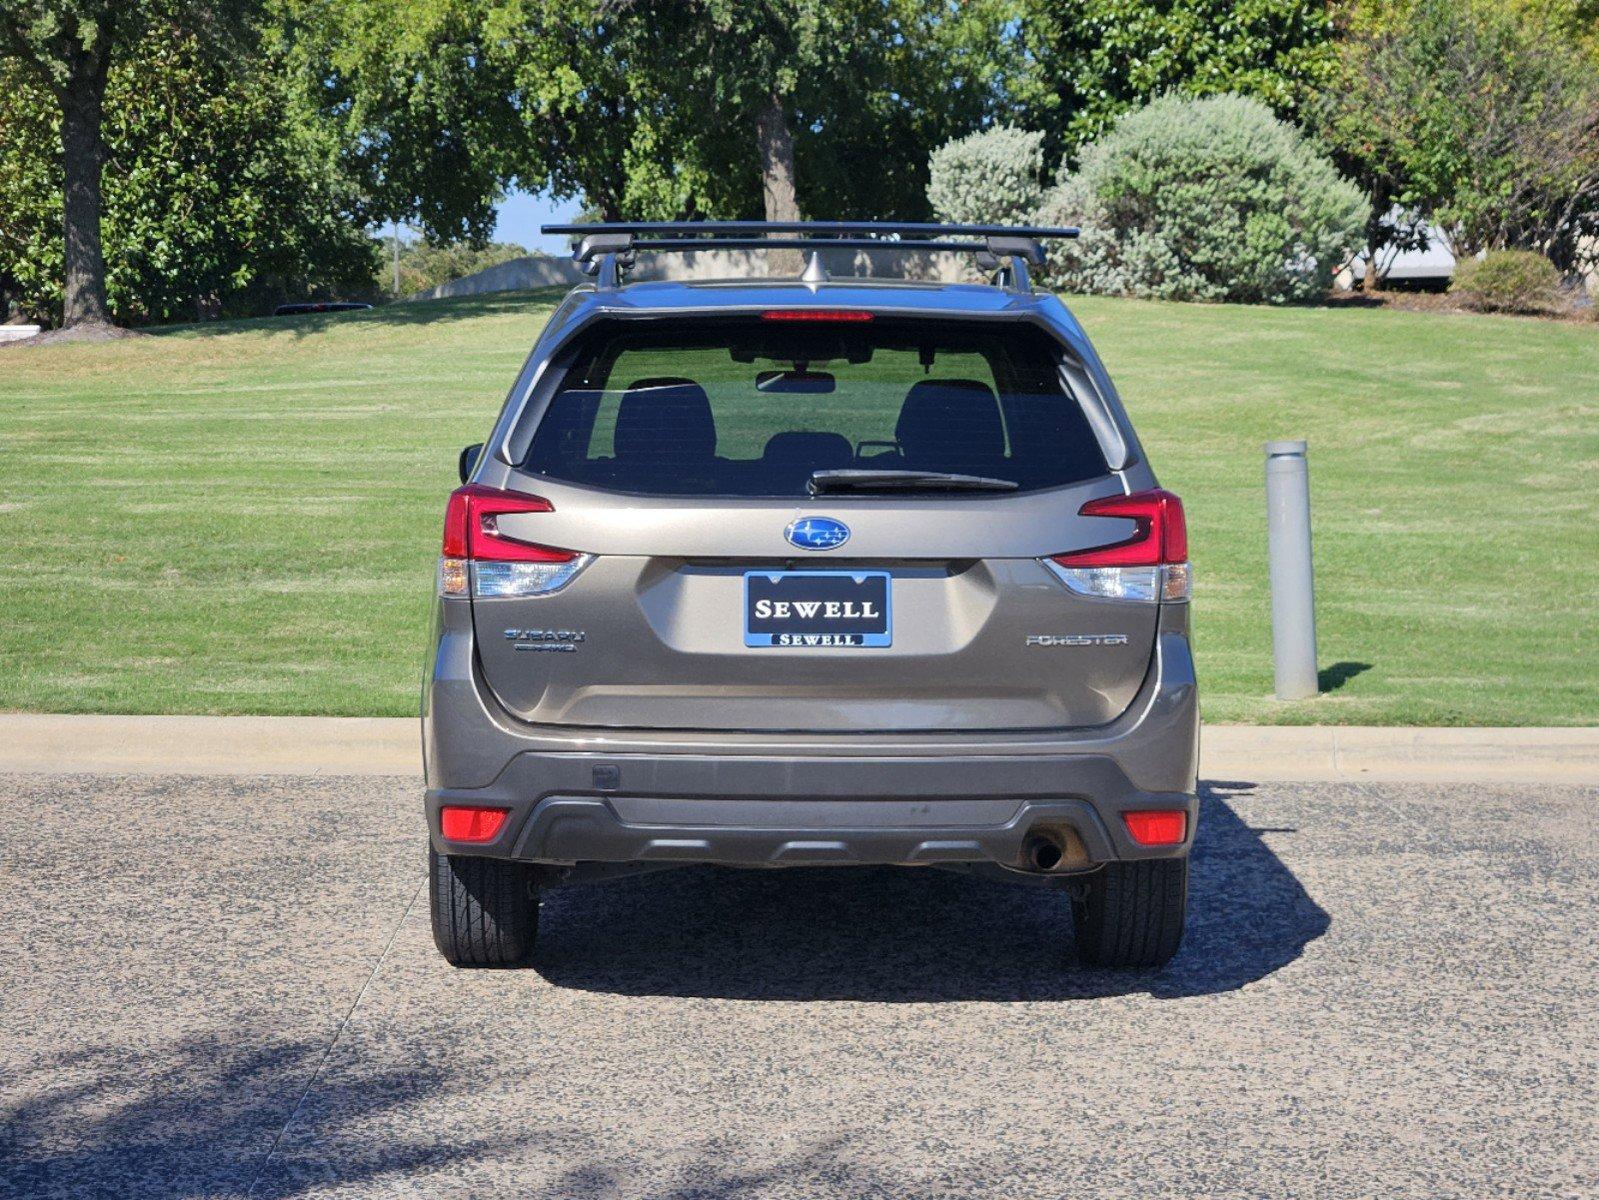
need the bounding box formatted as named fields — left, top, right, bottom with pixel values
left=423, top=223, right=1197, bottom=971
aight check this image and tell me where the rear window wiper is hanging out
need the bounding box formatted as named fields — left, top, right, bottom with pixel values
left=808, top=469, right=1020, bottom=495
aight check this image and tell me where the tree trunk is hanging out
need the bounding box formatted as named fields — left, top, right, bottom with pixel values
left=59, top=50, right=113, bottom=328
left=755, top=91, right=802, bottom=276
left=1362, top=202, right=1386, bottom=294
left=756, top=91, right=800, bottom=222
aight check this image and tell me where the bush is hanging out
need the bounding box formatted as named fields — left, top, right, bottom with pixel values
left=927, top=125, right=1046, bottom=226
left=1450, top=251, right=1564, bottom=314
left=1038, top=93, right=1365, bottom=303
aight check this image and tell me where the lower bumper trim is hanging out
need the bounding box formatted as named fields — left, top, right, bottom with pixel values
left=520, top=794, right=1133, bottom=867
left=426, top=789, right=1195, bottom=868
left=427, top=750, right=1196, bottom=867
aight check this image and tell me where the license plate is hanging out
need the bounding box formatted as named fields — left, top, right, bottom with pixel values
left=744, top=571, right=892, bottom=648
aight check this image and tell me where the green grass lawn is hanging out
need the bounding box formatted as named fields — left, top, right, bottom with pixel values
left=1, top=289, right=1595, bottom=724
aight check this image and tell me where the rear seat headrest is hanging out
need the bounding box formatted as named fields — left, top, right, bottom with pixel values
left=614, top=377, right=717, bottom=461
left=896, top=378, right=1005, bottom=464
left=761, top=431, right=853, bottom=467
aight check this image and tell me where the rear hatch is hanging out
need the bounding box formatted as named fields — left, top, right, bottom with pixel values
left=465, top=314, right=1171, bottom=734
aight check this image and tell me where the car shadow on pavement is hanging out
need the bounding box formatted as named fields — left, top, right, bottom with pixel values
left=0, top=1034, right=483, bottom=1200
left=534, top=784, right=1329, bottom=1002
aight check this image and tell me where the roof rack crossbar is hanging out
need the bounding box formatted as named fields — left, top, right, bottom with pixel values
left=548, top=220, right=1077, bottom=291
left=552, top=220, right=1075, bottom=265
left=545, top=220, right=1078, bottom=239
left=590, top=236, right=990, bottom=256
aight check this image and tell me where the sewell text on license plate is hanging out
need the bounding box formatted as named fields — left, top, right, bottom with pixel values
left=744, top=570, right=892, bottom=648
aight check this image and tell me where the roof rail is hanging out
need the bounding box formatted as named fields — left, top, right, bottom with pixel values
left=540, top=220, right=1079, bottom=292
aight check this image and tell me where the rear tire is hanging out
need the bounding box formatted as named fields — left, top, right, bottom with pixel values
left=1072, top=857, right=1187, bottom=969
left=429, top=846, right=539, bottom=967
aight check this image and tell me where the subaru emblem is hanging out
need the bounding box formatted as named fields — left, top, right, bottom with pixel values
left=785, top=516, right=850, bottom=551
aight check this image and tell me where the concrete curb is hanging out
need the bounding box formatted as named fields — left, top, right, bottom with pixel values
left=1201, top=725, right=1599, bottom=785
left=0, top=715, right=416, bottom=778
left=1, top=714, right=1595, bottom=785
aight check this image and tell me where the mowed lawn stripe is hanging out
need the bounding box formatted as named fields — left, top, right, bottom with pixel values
left=1079, top=298, right=1598, bottom=724
left=1, top=289, right=1594, bottom=723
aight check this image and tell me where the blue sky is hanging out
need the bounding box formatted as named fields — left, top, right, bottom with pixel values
left=493, top=189, right=584, bottom=254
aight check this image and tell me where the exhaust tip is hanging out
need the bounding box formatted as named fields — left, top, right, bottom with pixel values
left=1025, top=835, right=1063, bottom=872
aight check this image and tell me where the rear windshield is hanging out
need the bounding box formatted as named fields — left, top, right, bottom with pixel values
left=521, top=317, right=1108, bottom=497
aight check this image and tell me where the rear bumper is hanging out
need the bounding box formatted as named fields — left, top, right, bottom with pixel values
left=422, top=600, right=1199, bottom=869
left=431, top=771, right=1194, bottom=871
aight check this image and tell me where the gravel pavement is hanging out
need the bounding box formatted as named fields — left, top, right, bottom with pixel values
left=1, top=773, right=1594, bottom=1198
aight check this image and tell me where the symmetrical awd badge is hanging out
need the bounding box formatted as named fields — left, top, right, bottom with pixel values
left=503, top=628, right=586, bottom=652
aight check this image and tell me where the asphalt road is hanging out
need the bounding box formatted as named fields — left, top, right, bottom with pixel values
left=1, top=773, right=1594, bottom=1199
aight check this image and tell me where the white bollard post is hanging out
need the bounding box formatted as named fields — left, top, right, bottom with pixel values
left=1265, top=440, right=1318, bottom=700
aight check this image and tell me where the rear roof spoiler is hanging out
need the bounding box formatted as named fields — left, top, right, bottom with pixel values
left=541, top=221, right=1080, bottom=292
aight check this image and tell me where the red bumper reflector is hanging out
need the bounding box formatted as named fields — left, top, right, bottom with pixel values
left=1122, top=809, right=1188, bottom=846
left=439, top=805, right=509, bottom=843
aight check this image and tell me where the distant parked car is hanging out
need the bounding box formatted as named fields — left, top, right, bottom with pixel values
left=272, top=301, right=373, bottom=316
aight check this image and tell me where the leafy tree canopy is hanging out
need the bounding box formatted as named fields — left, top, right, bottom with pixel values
left=291, top=0, right=1019, bottom=231
left=0, top=0, right=243, bottom=93
left=579, top=0, right=1016, bottom=220
left=278, top=0, right=522, bottom=241
left=1319, top=0, right=1599, bottom=270
left=1011, top=0, right=1340, bottom=164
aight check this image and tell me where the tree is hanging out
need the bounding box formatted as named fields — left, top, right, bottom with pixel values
left=594, top=0, right=1016, bottom=224
left=1319, top=0, right=1599, bottom=286
left=295, top=0, right=1018, bottom=256
left=0, top=0, right=249, bottom=329
left=284, top=0, right=694, bottom=228
left=1011, top=0, right=1340, bottom=165
left=0, top=15, right=377, bottom=325
left=788, top=0, right=1021, bottom=221
left=280, top=0, right=523, bottom=243
left=487, top=0, right=717, bottom=223
left=528, top=1, right=866, bottom=227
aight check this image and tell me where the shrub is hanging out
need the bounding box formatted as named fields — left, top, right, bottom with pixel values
left=1038, top=93, right=1365, bottom=303
left=927, top=125, right=1047, bottom=226
left=1450, top=251, right=1564, bottom=314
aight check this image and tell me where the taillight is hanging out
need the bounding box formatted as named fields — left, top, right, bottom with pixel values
left=1044, top=488, right=1190, bottom=602
left=439, top=484, right=590, bottom=598
left=1060, top=489, right=1186, bottom=566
